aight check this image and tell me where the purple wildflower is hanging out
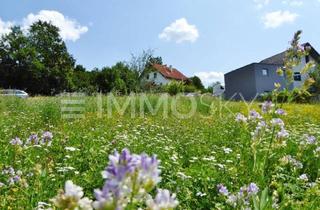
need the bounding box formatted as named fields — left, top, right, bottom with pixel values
left=247, top=183, right=259, bottom=196
left=261, top=101, right=274, bottom=113
left=138, top=153, right=161, bottom=191
left=277, top=128, right=289, bottom=139
left=13, top=175, right=21, bottom=182
left=51, top=180, right=92, bottom=209
left=249, top=110, right=262, bottom=121
left=2, top=167, right=15, bottom=176
left=94, top=148, right=171, bottom=209
left=217, top=184, right=229, bottom=196
left=10, top=137, right=23, bottom=146
left=26, top=134, right=39, bottom=145
left=235, top=113, right=247, bottom=123
left=270, top=118, right=285, bottom=127
left=252, top=121, right=267, bottom=139
left=238, top=186, right=246, bottom=198
left=41, top=131, right=53, bottom=145
left=146, top=189, right=179, bottom=210
left=275, top=109, right=287, bottom=116
left=103, top=148, right=138, bottom=181
left=298, top=174, right=308, bottom=181
left=282, top=155, right=303, bottom=169
left=226, top=194, right=238, bottom=207
left=3, top=167, right=22, bottom=186
left=306, top=135, right=316, bottom=145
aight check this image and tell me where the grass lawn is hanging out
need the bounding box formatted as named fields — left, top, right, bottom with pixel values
left=0, top=95, right=320, bottom=209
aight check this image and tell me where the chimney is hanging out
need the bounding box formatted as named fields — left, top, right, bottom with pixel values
left=169, top=65, right=173, bottom=72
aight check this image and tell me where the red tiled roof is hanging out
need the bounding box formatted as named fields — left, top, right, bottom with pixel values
left=152, top=64, right=188, bottom=81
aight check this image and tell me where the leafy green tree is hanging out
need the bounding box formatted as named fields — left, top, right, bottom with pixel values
left=0, top=21, right=76, bottom=95
left=0, top=26, right=36, bottom=91
left=94, top=62, right=138, bottom=94
left=189, top=76, right=204, bottom=90
left=28, top=21, right=75, bottom=94
left=71, top=65, right=97, bottom=93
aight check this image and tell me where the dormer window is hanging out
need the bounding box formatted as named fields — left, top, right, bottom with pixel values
left=305, top=55, right=310, bottom=63
left=262, top=69, right=269, bottom=76
left=294, top=72, right=301, bottom=81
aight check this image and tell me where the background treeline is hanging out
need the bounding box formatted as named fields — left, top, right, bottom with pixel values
left=0, top=21, right=210, bottom=96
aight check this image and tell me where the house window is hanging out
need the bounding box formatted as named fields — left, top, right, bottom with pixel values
left=262, top=69, right=269, bottom=76
left=305, top=55, right=310, bottom=63
left=294, top=72, right=301, bottom=81
left=146, top=74, right=149, bottom=80
left=154, top=72, right=157, bottom=79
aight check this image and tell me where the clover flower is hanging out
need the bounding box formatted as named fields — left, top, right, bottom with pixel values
left=51, top=180, right=92, bottom=210
left=223, top=148, right=233, bottom=154
left=65, top=146, right=79, bottom=151
left=306, top=135, right=316, bottom=145
left=10, top=137, right=23, bottom=146
left=146, top=189, right=179, bottom=210
left=235, top=113, right=247, bottom=123
left=298, top=174, right=308, bottom=182
left=0, top=182, right=5, bottom=187
left=261, top=101, right=274, bottom=113
left=35, top=201, right=51, bottom=210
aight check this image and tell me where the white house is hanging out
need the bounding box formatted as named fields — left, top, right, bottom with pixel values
left=212, top=83, right=225, bottom=96
left=143, top=64, right=188, bottom=85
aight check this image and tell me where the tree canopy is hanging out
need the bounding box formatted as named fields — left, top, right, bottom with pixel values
left=0, top=21, right=204, bottom=96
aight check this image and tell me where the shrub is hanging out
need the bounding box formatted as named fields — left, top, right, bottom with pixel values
left=164, top=81, right=185, bottom=95
left=184, top=84, right=197, bottom=93
left=260, top=88, right=312, bottom=103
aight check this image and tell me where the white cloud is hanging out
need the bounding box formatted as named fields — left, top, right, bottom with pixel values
left=194, top=71, right=224, bottom=87
left=159, top=18, right=199, bottom=43
left=22, top=10, right=88, bottom=41
left=262, top=10, right=299, bottom=28
left=282, top=0, right=303, bottom=7
left=0, top=18, right=14, bottom=36
left=254, top=0, right=271, bottom=9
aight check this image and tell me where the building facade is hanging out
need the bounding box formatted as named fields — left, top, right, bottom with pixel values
left=143, top=64, right=188, bottom=86
left=224, top=43, right=320, bottom=100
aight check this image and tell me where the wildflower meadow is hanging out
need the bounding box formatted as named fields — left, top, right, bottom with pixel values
left=0, top=94, right=319, bottom=209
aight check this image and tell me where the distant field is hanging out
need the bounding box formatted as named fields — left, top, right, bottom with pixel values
left=0, top=95, right=320, bottom=209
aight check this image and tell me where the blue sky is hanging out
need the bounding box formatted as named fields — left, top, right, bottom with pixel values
left=0, top=0, right=319, bottom=86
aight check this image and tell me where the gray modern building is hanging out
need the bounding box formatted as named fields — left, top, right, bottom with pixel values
left=224, top=43, right=320, bottom=100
